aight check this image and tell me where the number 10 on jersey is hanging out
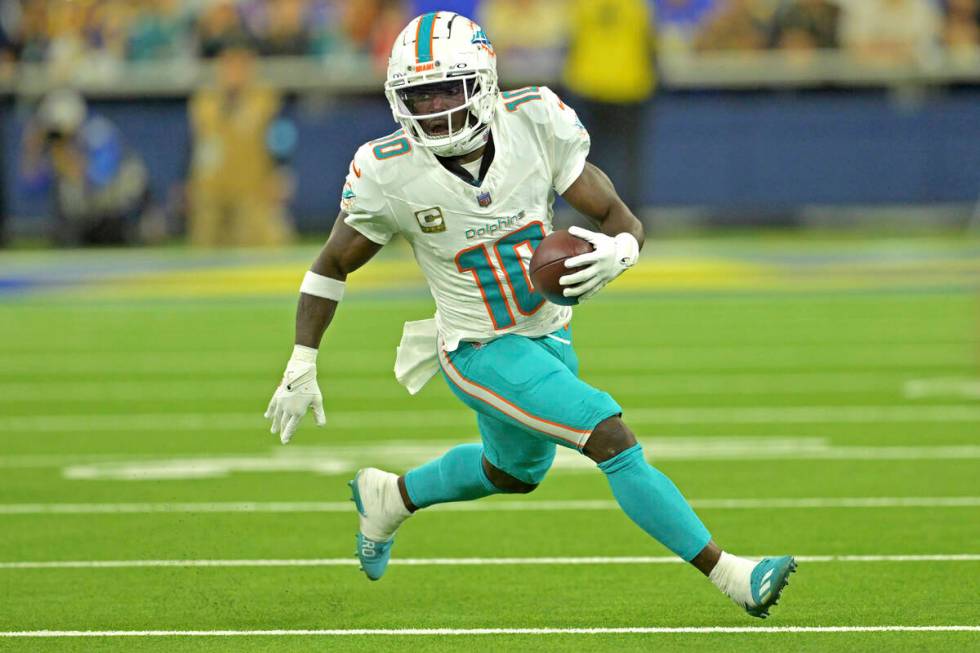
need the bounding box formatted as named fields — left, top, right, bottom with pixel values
left=455, top=222, right=547, bottom=330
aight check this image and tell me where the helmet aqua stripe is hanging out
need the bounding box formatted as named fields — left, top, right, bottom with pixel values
left=414, top=12, right=437, bottom=64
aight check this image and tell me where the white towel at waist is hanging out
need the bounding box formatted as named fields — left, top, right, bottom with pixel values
left=394, top=318, right=440, bottom=395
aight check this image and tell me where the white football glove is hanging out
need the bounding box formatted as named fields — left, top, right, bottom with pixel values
left=559, top=226, right=640, bottom=301
left=264, top=345, right=326, bottom=444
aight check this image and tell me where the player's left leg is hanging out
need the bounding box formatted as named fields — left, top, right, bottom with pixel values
left=584, top=416, right=796, bottom=618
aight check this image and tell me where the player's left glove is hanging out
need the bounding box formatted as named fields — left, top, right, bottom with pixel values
left=264, top=345, right=326, bottom=444
left=559, top=226, right=640, bottom=301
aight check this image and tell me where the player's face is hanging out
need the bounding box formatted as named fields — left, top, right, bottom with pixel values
left=398, top=80, right=473, bottom=137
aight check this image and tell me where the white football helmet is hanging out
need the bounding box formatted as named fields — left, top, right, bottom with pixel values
left=385, top=12, right=499, bottom=157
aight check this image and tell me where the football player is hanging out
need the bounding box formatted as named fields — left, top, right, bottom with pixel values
left=265, top=12, right=795, bottom=618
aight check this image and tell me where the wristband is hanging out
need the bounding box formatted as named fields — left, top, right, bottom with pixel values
left=291, top=344, right=317, bottom=363
left=300, top=271, right=346, bottom=301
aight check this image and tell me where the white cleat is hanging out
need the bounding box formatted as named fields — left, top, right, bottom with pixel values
left=348, top=468, right=411, bottom=581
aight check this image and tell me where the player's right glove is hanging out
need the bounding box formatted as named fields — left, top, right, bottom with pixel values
left=264, top=345, right=326, bottom=444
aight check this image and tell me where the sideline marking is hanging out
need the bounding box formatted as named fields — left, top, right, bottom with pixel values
left=2, top=554, right=978, bottom=570
left=1, top=626, right=978, bottom=637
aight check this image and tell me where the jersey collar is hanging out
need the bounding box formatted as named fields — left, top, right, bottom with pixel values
left=435, top=130, right=495, bottom=187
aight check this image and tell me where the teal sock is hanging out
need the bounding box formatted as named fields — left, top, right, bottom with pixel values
left=598, top=443, right=711, bottom=561
left=404, top=443, right=499, bottom=509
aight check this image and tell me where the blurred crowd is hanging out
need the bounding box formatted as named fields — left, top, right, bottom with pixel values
left=0, top=0, right=409, bottom=80
left=683, top=0, right=979, bottom=64
left=1, top=0, right=978, bottom=80
left=16, top=45, right=297, bottom=247
left=3, top=0, right=978, bottom=248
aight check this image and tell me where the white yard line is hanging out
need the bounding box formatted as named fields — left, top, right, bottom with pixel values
left=1, top=405, right=978, bottom=433
left=3, top=439, right=977, bottom=480
left=597, top=374, right=906, bottom=395
left=0, top=373, right=915, bottom=401
left=50, top=444, right=980, bottom=480
left=2, top=554, right=978, bottom=570
left=0, top=343, right=967, bottom=367
left=904, top=378, right=980, bottom=400
left=1, top=437, right=976, bottom=470
left=626, top=406, right=980, bottom=424
left=1, top=496, right=978, bottom=515
left=1, top=626, right=979, bottom=637
left=2, top=436, right=979, bottom=475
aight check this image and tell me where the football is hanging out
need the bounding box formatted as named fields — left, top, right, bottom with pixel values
left=529, top=229, right=595, bottom=306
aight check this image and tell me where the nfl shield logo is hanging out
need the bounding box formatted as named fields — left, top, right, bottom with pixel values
left=477, top=191, right=492, bottom=207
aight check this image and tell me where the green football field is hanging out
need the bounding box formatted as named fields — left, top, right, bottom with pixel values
left=0, top=237, right=978, bottom=651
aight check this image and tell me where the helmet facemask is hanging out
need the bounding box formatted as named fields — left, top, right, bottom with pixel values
left=385, top=68, right=498, bottom=158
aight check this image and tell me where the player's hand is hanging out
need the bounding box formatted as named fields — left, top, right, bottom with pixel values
left=264, top=345, right=326, bottom=444
left=559, top=226, right=639, bottom=301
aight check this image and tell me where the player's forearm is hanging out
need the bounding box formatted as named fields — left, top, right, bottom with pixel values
left=294, top=248, right=347, bottom=349
left=562, top=162, right=645, bottom=250
left=596, top=202, right=645, bottom=251
left=295, top=292, right=338, bottom=349
left=294, top=217, right=385, bottom=348
left=586, top=164, right=645, bottom=249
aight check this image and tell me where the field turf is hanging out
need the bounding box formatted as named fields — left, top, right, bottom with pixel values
left=0, top=237, right=977, bottom=651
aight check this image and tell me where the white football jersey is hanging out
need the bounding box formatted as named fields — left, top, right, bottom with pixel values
left=341, top=86, right=590, bottom=350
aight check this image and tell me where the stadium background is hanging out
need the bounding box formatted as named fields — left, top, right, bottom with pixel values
left=0, top=0, right=978, bottom=649
left=1, top=0, right=979, bottom=238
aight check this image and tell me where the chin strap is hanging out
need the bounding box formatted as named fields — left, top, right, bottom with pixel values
left=428, top=120, right=489, bottom=158
left=435, top=130, right=495, bottom=186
